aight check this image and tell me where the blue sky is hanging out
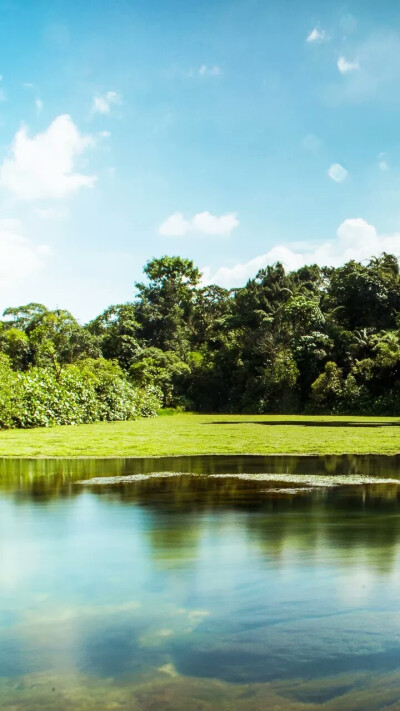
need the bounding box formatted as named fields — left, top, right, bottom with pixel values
left=0, top=0, right=400, bottom=321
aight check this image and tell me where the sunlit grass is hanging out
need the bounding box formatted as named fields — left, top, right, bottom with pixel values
left=0, top=413, right=400, bottom=457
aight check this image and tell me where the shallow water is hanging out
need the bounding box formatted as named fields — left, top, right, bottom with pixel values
left=1, top=455, right=400, bottom=710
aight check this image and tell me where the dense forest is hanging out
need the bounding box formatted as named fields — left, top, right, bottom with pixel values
left=1, top=252, right=400, bottom=428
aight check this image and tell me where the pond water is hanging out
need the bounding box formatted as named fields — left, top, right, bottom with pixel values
left=1, top=455, right=400, bottom=710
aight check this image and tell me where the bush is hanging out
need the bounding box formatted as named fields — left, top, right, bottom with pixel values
left=0, top=354, right=19, bottom=428
left=14, top=367, right=99, bottom=428
left=1, top=357, right=162, bottom=430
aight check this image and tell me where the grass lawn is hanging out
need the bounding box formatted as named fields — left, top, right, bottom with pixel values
left=0, top=413, right=400, bottom=457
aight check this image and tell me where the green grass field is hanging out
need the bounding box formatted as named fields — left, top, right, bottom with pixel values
left=0, top=413, right=400, bottom=457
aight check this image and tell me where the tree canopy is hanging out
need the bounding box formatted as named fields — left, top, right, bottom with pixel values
left=2, top=252, right=400, bottom=427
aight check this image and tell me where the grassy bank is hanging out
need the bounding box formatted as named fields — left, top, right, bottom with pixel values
left=0, top=413, right=400, bottom=457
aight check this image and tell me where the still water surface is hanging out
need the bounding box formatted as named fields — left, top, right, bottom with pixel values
left=1, top=455, right=400, bottom=710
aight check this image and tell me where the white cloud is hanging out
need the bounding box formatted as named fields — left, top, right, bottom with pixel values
left=337, top=56, right=360, bottom=74
left=159, top=211, right=238, bottom=237
left=0, top=219, right=51, bottom=286
left=0, top=114, right=96, bottom=200
left=306, top=27, right=327, bottom=43
left=35, top=98, right=43, bottom=113
left=204, top=218, right=400, bottom=288
left=192, top=211, right=239, bottom=235
left=92, top=90, right=121, bottom=115
left=328, top=163, right=348, bottom=182
left=159, top=212, right=191, bottom=237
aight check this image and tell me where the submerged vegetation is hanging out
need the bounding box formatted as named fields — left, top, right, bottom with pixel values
left=2, top=252, right=400, bottom=428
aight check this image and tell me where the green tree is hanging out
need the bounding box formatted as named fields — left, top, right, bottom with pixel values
left=87, top=303, right=140, bottom=369
left=29, top=310, right=100, bottom=367
left=130, top=347, right=190, bottom=407
left=311, top=362, right=344, bottom=412
left=135, top=256, right=201, bottom=356
left=327, top=255, right=400, bottom=330
left=0, top=326, right=31, bottom=370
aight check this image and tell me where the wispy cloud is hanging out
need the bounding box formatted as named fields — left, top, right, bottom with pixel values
left=301, top=134, right=321, bottom=152
left=91, top=90, right=122, bottom=115
left=187, top=65, right=222, bottom=79
left=198, top=65, right=221, bottom=77
left=306, top=26, right=328, bottom=44
left=326, top=31, right=400, bottom=105
left=159, top=211, right=238, bottom=237
left=328, top=163, right=348, bottom=182
left=0, top=219, right=51, bottom=286
left=337, top=56, right=360, bottom=74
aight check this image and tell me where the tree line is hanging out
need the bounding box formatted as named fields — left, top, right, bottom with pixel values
left=1, top=252, right=400, bottom=427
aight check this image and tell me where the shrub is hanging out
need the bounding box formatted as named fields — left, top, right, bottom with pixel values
left=3, top=357, right=162, bottom=430
left=0, top=354, right=19, bottom=428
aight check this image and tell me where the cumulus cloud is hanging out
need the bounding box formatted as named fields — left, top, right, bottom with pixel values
left=337, top=56, right=360, bottom=73
left=0, top=219, right=51, bottom=286
left=328, top=163, right=348, bottom=182
left=159, top=211, right=238, bottom=237
left=192, top=211, right=238, bottom=235
left=159, top=213, right=190, bottom=237
left=92, top=90, right=121, bottom=114
left=306, top=27, right=327, bottom=43
left=204, top=218, right=400, bottom=288
left=0, top=114, right=96, bottom=200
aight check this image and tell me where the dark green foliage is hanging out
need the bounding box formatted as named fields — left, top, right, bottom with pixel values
left=326, top=254, right=400, bottom=330
left=129, top=347, right=190, bottom=407
left=87, top=304, right=140, bottom=370
left=3, top=252, right=400, bottom=426
left=134, top=256, right=200, bottom=355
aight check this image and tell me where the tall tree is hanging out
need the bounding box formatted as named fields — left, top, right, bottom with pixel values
left=135, top=256, right=201, bottom=356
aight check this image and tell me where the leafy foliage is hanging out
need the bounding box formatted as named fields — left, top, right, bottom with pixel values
left=2, top=252, right=400, bottom=428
